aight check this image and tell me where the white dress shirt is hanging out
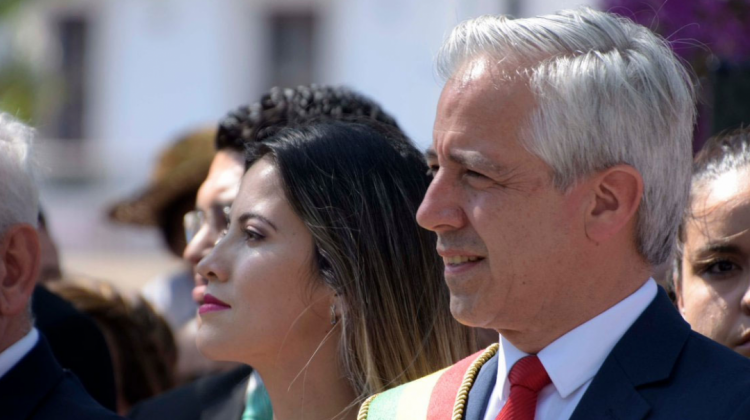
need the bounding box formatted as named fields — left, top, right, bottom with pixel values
left=245, top=369, right=263, bottom=397
left=483, top=279, right=657, bottom=420
left=0, top=327, right=39, bottom=380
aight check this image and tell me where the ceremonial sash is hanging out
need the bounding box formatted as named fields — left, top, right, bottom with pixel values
left=358, top=344, right=499, bottom=420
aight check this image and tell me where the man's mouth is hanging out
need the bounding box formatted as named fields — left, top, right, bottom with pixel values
left=443, top=255, right=484, bottom=266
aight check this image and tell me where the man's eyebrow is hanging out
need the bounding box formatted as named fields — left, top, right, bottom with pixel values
left=425, top=148, right=505, bottom=173
left=237, top=212, right=278, bottom=232
left=452, top=149, right=507, bottom=175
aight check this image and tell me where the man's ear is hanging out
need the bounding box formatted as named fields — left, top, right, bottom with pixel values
left=584, top=165, right=643, bottom=245
left=0, top=224, right=40, bottom=316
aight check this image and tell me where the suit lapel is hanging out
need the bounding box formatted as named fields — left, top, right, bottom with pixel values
left=464, top=354, right=498, bottom=420
left=569, top=357, right=650, bottom=420
left=0, top=335, right=63, bottom=420
left=571, top=287, right=691, bottom=420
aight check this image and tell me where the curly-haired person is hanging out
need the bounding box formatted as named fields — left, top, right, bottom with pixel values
left=129, top=85, right=476, bottom=420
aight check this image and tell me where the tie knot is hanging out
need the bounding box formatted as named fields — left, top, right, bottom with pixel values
left=508, top=355, right=550, bottom=393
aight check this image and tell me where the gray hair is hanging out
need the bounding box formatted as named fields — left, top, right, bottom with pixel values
left=0, top=113, right=39, bottom=234
left=437, top=7, right=696, bottom=265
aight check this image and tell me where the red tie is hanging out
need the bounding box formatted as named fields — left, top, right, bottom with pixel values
left=495, top=355, right=551, bottom=420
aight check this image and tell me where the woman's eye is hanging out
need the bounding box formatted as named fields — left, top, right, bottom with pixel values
left=706, top=260, right=738, bottom=275
left=426, top=165, right=439, bottom=177
left=244, top=229, right=265, bottom=242
left=699, top=259, right=742, bottom=279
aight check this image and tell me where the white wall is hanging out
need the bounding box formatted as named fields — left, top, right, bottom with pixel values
left=28, top=0, right=599, bottom=289
left=87, top=0, right=264, bottom=183
left=319, top=0, right=595, bottom=150
left=84, top=0, right=598, bottom=176
left=320, top=0, right=507, bottom=149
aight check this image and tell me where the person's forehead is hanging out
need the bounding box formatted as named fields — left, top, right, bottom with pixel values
left=687, top=172, right=750, bottom=247
left=209, top=150, right=244, bottom=178
left=692, top=170, right=750, bottom=217
left=438, top=58, right=532, bottom=116
left=235, top=159, right=303, bottom=235
left=197, top=150, right=245, bottom=207
left=235, top=159, right=285, bottom=208
left=432, top=59, right=536, bottom=164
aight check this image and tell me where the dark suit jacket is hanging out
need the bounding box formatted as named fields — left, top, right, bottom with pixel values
left=0, top=334, right=123, bottom=420
left=464, top=288, right=750, bottom=420
left=33, top=285, right=117, bottom=411
left=128, top=366, right=252, bottom=420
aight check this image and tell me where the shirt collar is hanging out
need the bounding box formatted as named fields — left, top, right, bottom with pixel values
left=0, top=327, right=39, bottom=380
left=496, top=279, right=657, bottom=399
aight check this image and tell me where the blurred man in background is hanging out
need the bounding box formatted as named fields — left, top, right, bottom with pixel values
left=0, top=112, right=122, bottom=420
left=109, top=127, right=216, bottom=335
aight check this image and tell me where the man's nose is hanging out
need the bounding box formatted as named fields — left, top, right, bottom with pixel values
left=183, top=226, right=215, bottom=269
left=417, top=173, right=465, bottom=233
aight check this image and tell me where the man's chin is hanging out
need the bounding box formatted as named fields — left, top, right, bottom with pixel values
left=449, top=295, right=488, bottom=328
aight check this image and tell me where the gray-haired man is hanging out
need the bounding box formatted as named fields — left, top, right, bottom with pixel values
left=360, top=8, right=750, bottom=420
left=0, top=113, right=122, bottom=419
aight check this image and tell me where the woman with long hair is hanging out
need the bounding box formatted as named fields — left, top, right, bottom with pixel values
left=195, top=119, right=476, bottom=419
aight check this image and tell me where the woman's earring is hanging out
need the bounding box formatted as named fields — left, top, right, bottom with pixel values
left=330, top=304, right=338, bottom=325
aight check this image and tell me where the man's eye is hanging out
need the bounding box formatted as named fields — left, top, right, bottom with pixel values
left=464, top=169, right=492, bottom=181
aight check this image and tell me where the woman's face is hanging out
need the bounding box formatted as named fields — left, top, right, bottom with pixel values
left=677, top=168, right=750, bottom=357
left=195, top=158, right=335, bottom=363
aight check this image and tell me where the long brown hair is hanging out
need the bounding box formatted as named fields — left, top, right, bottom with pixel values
left=246, top=120, right=476, bottom=400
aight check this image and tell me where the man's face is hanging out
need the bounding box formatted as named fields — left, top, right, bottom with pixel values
left=417, top=59, right=586, bottom=336
left=183, top=150, right=245, bottom=304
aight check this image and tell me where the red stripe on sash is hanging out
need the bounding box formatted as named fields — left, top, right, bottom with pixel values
left=425, top=349, right=486, bottom=419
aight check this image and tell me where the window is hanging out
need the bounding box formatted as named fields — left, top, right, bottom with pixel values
left=52, top=15, right=87, bottom=140
left=268, top=11, right=316, bottom=88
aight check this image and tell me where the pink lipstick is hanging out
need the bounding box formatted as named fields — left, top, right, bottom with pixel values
left=199, top=293, right=231, bottom=314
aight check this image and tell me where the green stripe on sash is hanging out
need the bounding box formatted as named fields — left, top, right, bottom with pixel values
left=366, top=385, right=404, bottom=420
left=360, top=345, right=498, bottom=419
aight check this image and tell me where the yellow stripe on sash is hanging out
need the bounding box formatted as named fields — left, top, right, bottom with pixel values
left=393, top=367, right=449, bottom=420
